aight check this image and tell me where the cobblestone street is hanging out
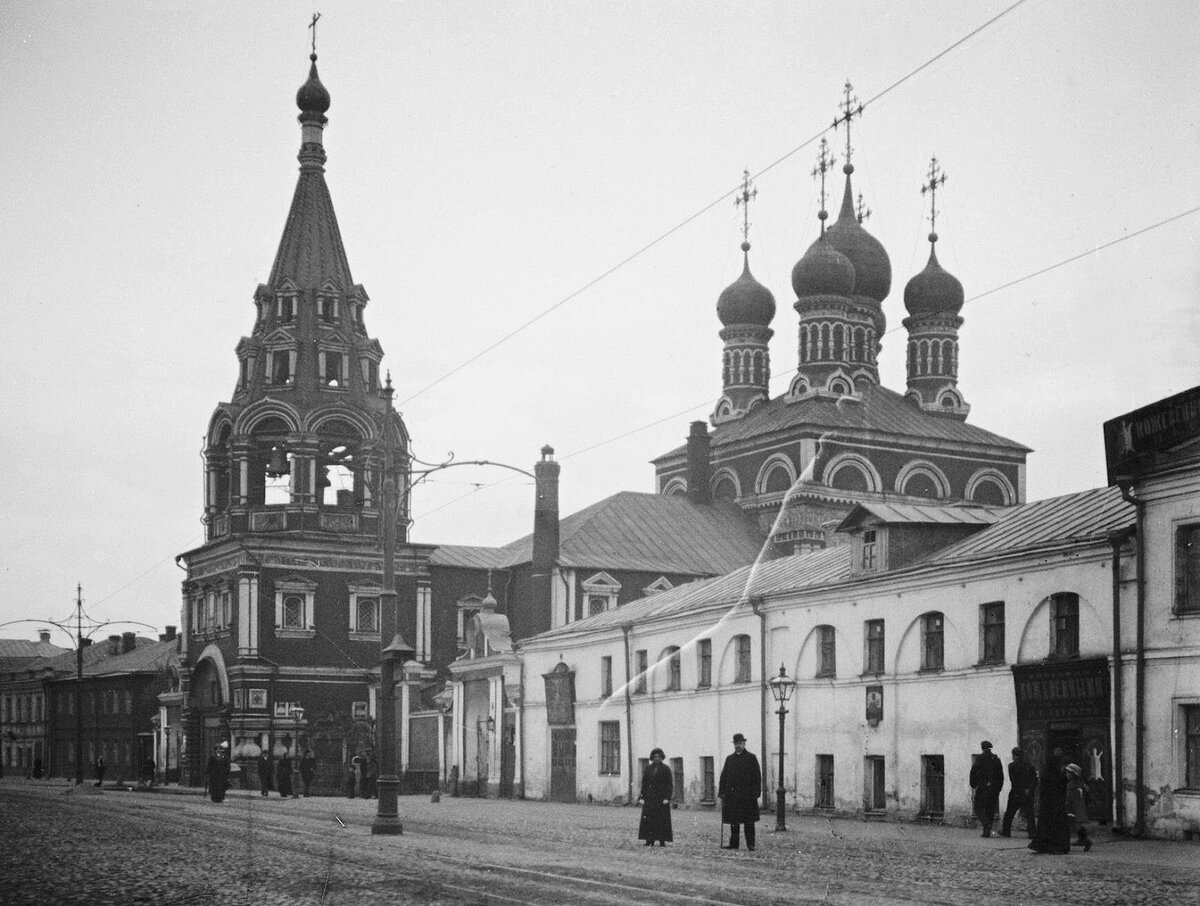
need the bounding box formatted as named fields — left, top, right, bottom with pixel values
left=3, top=778, right=1198, bottom=906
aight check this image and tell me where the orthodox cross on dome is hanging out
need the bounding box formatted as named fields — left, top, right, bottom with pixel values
left=920, top=155, right=947, bottom=240
left=856, top=192, right=871, bottom=225
left=308, top=12, right=321, bottom=55
left=832, top=80, right=864, bottom=167
left=811, top=137, right=836, bottom=234
left=734, top=169, right=757, bottom=244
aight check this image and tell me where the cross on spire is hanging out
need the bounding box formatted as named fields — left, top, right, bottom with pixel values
left=308, top=12, right=321, bottom=55
left=811, top=137, right=836, bottom=234
left=832, top=80, right=863, bottom=167
left=920, top=155, right=947, bottom=240
left=734, top=169, right=757, bottom=244
left=856, top=192, right=871, bottom=224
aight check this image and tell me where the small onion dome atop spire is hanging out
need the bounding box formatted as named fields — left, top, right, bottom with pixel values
left=824, top=164, right=891, bottom=301
left=296, top=53, right=331, bottom=114
left=717, top=242, right=776, bottom=326
left=904, top=234, right=964, bottom=315
left=792, top=236, right=856, bottom=298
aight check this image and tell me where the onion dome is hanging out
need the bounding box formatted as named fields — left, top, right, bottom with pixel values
left=904, top=237, right=964, bottom=315
left=296, top=54, right=331, bottom=114
left=824, top=166, right=891, bottom=301
left=717, top=242, right=776, bottom=326
left=791, top=236, right=856, bottom=298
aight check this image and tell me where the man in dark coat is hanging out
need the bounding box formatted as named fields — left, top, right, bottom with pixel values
left=718, top=733, right=761, bottom=851
left=256, top=746, right=273, bottom=797
left=276, top=747, right=293, bottom=798
left=299, top=748, right=316, bottom=797
left=1029, top=750, right=1071, bottom=854
left=637, top=747, right=674, bottom=846
left=969, top=740, right=1005, bottom=837
left=1000, top=746, right=1038, bottom=837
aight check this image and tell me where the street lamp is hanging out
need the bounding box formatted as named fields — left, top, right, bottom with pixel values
left=768, top=664, right=796, bottom=832
left=372, top=631, right=413, bottom=835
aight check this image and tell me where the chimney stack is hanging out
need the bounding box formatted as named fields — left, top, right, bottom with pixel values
left=165, top=625, right=177, bottom=641
left=686, top=421, right=712, bottom=505
left=531, top=445, right=561, bottom=632
left=121, top=631, right=137, bottom=653
left=38, top=630, right=51, bottom=644
left=107, top=634, right=121, bottom=655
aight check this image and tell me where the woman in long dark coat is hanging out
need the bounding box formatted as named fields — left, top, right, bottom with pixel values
left=637, top=748, right=674, bottom=846
left=276, top=749, right=293, bottom=798
left=1029, top=756, right=1070, bottom=854
left=206, top=743, right=231, bottom=803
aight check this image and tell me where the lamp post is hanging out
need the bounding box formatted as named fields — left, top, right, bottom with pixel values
left=373, top=631, right=413, bottom=834
left=768, top=664, right=796, bottom=832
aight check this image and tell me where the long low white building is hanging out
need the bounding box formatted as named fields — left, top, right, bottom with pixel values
left=516, top=442, right=1200, bottom=839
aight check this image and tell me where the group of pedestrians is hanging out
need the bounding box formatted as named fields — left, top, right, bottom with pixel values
left=637, top=733, right=762, bottom=851
left=970, top=739, right=1093, bottom=853
left=205, top=740, right=316, bottom=802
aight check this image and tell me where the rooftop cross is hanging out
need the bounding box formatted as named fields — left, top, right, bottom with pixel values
left=920, top=155, right=947, bottom=240
left=856, top=192, right=872, bottom=225
left=734, top=169, right=757, bottom=244
left=832, top=80, right=863, bottom=167
left=811, top=137, right=836, bottom=234
left=308, top=12, right=321, bottom=55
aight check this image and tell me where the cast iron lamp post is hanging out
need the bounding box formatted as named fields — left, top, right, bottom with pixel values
left=372, top=632, right=413, bottom=834
left=768, top=664, right=796, bottom=832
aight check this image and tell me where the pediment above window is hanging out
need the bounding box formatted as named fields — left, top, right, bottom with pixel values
left=582, top=571, right=622, bottom=593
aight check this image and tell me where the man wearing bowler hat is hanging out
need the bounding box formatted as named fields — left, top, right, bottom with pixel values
left=718, top=733, right=762, bottom=851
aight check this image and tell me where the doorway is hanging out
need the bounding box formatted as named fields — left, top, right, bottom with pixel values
left=549, top=728, right=576, bottom=802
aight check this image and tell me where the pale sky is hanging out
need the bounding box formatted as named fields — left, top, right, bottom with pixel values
left=2, top=1, right=1197, bottom=640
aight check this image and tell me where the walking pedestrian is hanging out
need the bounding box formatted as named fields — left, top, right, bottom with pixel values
left=300, top=748, right=316, bottom=797
left=718, top=733, right=761, bottom=851
left=1029, top=749, right=1071, bottom=854
left=206, top=742, right=231, bottom=803
left=276, top=747, right=293, bottom=798
left=364, top=752, right=377, bottom=798
left=1065, top=763, right=1093, bottom=852
left=291, top=748, right=302, bottom=799
left=1000, top=747, right=1038, bottom=838
left=636, top=748, right=674, bottom=847
left=969, top=740, right=1004, bottom=837
left=256, top=745, right=273, bottom=797
left=93, top=754, right=106, bottom=787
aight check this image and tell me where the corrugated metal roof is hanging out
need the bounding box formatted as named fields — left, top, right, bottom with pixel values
left=500, top=492, right=767, bottom=575
left=527, top=485, right=1135, bottom=644
left=83, top=638, right=177, bottom=677
left=655, top=383, right=1030, bottom=462
left=0, top=639, right=70, bottom=660
left=428, top=545, right=513, bottom=569
left=926, top=485, right=1134, bottom=564
left=528, top=545, right=851, bottom=641
left=837, top=501, right=1005, bottom=531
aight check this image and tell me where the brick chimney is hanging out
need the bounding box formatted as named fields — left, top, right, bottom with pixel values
left=107, top=634, right=121, bottom=655
left=686, top=421, right=712, bottom=505
left=165, top=625, right=177, bottom=641
left=121, top=631, right=137, bottom=653
left=531, top=445, right=561, bottom=632
left=38, top=630, right=51, bottom=644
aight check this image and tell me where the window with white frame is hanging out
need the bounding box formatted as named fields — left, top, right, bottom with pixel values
left=1184, top=704, right=1200, bottom=790
left=348, top=582, right=381, bottom=640
left=980, top=601, right=1005, bottom=665
left=274, top=576, right=317, bottom=637
left=1176, top=524, right=1200, bottom=615
left=921, top=612, right=944, bottom=671
left=599, top=721, right=621, bottom=775
left=581, top=572, right=621, bottom=619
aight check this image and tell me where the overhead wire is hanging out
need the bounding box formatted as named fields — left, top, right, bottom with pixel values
left=396, top=0, right=1032, bottom=409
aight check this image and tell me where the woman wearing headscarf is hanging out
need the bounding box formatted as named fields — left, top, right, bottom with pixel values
left=637, top=748, right=674, bottom=847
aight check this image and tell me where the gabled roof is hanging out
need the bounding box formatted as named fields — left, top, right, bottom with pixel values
left=925, top=485, right=1134, bottom=565
left=526, top=485, right=1134, bottom=644
left=654, top=383, right=1030, bottom=463
left=0, top=638, right=70, bottom=660
left=429, top=492, right=767, bottom=576
left=83, top=638, right=178, bottom=677
left=503, top=492, right=766, bottom=575
left=837, top=501, right=1005, bottom=533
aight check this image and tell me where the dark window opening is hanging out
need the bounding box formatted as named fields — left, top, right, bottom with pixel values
left=865, top=619, right=885, bottom=675
left=1051, top=592, right=1080, bottom=658
left=981, top=602, right=1005, bottom=664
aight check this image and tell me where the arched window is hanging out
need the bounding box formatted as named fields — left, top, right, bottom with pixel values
left=819, top=323, right=830, bottom=360
left=765, top=464, right=792, bottom=494
left=971, top=480, right=1007, bottom=506
left=799, top=326, right=809, bottom=363
left=712, top=476, right=738, bottom=501
left=734, top=634, right=752, bottom=683
left=816, top=625, right=836, bottom=677
left=903, top=472, right=940, bottom=499
left=832, top=324, right=844, bottom=361
left=829, top=462, right=870, bottom=492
